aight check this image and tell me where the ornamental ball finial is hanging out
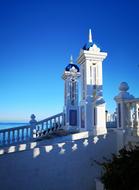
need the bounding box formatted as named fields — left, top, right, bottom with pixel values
left=119, top=82, right=129, bottom=92
left=30, top=114, right=37, bottom=124
left=30, top=114, right=36, bottom=120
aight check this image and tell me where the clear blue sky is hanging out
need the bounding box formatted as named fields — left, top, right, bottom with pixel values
left=0, top=0, right=139, bottom=121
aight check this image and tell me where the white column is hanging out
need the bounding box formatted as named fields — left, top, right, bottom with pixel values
left=29, top=114, right=37, bottom=139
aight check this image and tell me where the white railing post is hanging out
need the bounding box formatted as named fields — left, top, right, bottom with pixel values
left=29, top=114, right=37, bottom=139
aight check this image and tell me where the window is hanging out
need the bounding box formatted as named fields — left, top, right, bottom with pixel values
left=69, top=110, right=77, bottom=126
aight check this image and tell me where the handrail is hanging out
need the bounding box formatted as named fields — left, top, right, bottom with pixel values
left=36, top=112, right=63, bottom=124
left=0, top=124, right=31, bottom=133
left=34, top=112, right=64, bottom=138
left=0, top=112, right=64, bottom=147
left=0, top=112, right=63, bottom=133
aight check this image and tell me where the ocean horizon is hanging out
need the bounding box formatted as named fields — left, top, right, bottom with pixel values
left=0, top=122, right=28, bottom=130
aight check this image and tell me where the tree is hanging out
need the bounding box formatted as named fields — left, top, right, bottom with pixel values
left=99, top=146, right=139, bottom=190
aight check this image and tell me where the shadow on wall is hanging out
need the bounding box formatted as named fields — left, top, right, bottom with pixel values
left=0, top=131, right=109, bottom=157
left=0, top=130, right=117, bottom=190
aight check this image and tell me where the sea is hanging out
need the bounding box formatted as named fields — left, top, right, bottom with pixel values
left=0, top=122, right=28, bottom=130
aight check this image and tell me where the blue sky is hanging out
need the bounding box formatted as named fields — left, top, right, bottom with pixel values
left=0, top=0, right=139, bottom=121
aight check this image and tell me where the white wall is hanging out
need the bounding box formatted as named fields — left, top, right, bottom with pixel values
left=0, top=130, right=117, bottom=190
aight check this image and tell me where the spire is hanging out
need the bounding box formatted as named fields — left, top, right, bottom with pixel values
left=89, top=29, right=92, bottom=43
left=70, top=55, right=73, bottom=64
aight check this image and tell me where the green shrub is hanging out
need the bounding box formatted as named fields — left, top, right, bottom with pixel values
left=98, top=146, right=139, bottom=190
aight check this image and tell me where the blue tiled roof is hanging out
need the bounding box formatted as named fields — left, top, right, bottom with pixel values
left=65, top=64, right=79, bottom=72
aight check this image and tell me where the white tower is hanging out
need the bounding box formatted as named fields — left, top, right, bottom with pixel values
left=62, top=56, right=80, bottom=132
left=77, top=29, right=107, bottom=135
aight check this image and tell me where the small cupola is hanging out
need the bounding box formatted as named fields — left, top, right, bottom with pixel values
left=65, top=55, right=79, bottom=72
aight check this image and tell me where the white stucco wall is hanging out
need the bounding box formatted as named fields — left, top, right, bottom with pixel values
left=0, top=130, right=117, bottom=190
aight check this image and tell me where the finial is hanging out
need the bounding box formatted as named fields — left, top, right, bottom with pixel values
left=70, top=55, right=73, bottom=64
left=29, top=114, right=37, bottom=125
left=119, top=82, right=129, bottom=92
left=89, top=29, right=92, bottom=43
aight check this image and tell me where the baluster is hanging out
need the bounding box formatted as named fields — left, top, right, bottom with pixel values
left=24, top=128, right=26, bottom=141
left=54, top=118, right=56, bottom=128
left=12, top=130, right=15, bottom=143
left=3, top=132, right=6, bottom=145
left=28, top=128, right=30, bottom=138
left=51, top=119, right=54, bottom=132
left=17, top=129, right=20, bottom=142
left=48, top=121, right=50, bottom=129
left=46, top=121, right=48, bottom=130
left=18, top=129, right=21, bottom=141
left=44, top=122, right=46, bottom=130
left=14, top=130, right=17, bottom=142
left=50, top=120, right=53, bottom=129
left=36, top=125, right=40, bottom=137
left=61, top=115, right=63, bottom=126
left=28, top=127, right=30, bottom=139
left=5, top=131, right=7, bottom=144
left=30, top=127, right=32, bottom=139
left=21, top=128, right=24, bottom=141
left=26, top=127, right=29, bottom=140
left=41, top=123, right=44, bottom=130
left=58, top=116, right=61, bottom=127
left=0, top=133, right=2, bottom=145
left=7, top=130, right=10, bottom=145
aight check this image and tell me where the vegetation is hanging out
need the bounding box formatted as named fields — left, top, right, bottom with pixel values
left=98, top=146, right=139, bottom=190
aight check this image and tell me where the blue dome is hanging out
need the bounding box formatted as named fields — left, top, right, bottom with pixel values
left=65, top=64, right=79, bottom=72
left=83, top=42, right=93, bottom=50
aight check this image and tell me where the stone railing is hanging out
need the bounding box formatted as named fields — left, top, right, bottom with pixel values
left=0, top=112, right=64, bottom=147
left=33, top=112, right=64, bottom=138
left=0, top=124, right=32, bottom=147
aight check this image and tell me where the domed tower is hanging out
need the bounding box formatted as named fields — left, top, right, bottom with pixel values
left=77, top=29, right=107, bottom=136
left=62, top=56, right=80, bottom=131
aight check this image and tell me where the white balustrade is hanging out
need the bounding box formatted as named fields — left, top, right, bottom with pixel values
left=0, top=112, right=64, bottom=147
left=34, top=112, right=64, bottom=138
left=0, top=125, right=32, bottom=147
